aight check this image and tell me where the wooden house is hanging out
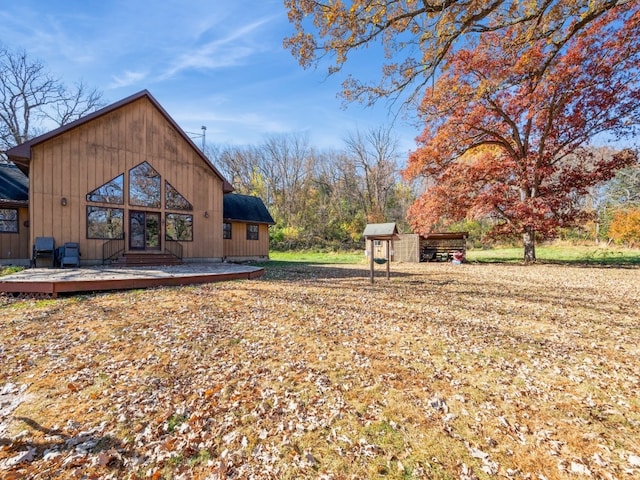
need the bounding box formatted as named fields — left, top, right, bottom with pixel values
left=1, top=90, right=272, bottom=266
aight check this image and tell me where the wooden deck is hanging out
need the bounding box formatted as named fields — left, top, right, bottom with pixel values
left=0, top=263, right=265, bottom=298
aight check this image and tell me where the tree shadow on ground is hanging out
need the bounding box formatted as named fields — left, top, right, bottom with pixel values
left=255, top=260, right=422, bottom=282
left=0, top=416, right=130, bottom=475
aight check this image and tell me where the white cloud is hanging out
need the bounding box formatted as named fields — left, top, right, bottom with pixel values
left=109, top=70, right=148, bottom=89
left=161, top=16, right=275, bottom=79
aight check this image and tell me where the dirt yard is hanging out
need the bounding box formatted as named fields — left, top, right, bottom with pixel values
left=1, top=262, right=639, bottom=479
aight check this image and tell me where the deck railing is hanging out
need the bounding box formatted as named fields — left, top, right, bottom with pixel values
left=164, top=240, right=183, bottom=261
left=102, top=236, right=125, bottom=265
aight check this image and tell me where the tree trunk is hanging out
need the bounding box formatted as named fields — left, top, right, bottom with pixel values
left=522, top=226, right=536, bottom=263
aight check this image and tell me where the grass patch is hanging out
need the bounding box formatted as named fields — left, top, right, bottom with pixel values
left=269, top=249, right=365, bottom=264
left=0, top=265, right=23, bottom=277
left=467, top=244, right=640, bottom=265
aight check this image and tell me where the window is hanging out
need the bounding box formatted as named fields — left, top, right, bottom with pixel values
left=0, top=209, right=18, bottom=233
left=87, top=207, right=124, bottom=239
left=246, top=224, right=259, bottom=240
left=165, top=181, right=193, bottom=211
left=129, top=162, right=161, bottom=208
left=166, top=213, right=193, bottom=241
left=223, top=222, right=232, bottom=239
left=87, top=174, right=124, bottom=204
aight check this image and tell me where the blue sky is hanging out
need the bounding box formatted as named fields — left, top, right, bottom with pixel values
left=1, top=0, right=418, bottom=155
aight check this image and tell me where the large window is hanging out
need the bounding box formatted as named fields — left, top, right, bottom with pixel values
left=87, top=174, right=124, bottom=204
left=246, top=224, right=259, bottom=241
left=0, top=209, right=18, bottom=233
left=87, top=207, right=124, bottom=239
left=223, top=222, right=232, bottom=239
left=165, top=181, right=193, bottom=211
left=129, top=162, right=161, bottom=208
left=165, top=213, right=193, bottom=241
left=86, top=163, right=197, bottom=246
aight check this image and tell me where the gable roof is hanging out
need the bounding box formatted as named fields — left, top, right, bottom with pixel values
left=223, top=194, right=275, bottom=224
left=0, top=162, right=29, bottom=206
left=363, top=222, right=400, bottom=240
left=4, top=89, right=234, bottom=193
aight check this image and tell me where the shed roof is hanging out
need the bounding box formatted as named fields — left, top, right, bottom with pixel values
left=424, top=232, right=468, bottom=240
left=0, top=162, right=29, bottom=206
left=4, top=90, right=234, bottom=193
left=223, top=194, right=275, bottom=224
left=363, top=222, right=400, bottom=240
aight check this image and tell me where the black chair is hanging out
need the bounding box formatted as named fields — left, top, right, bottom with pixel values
left=60, top=242, right=81, bottom=268
left=31, top=237, right=55, bottom=268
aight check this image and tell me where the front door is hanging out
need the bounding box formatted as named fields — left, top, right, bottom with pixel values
left=129, top=211, right=160, bottom=251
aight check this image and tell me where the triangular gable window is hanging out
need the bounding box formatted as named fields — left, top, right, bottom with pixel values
left=129, top=162, right=161, bottom=208
left=165, top=181, right=193, bottom=211
left=86, top=174, right=124, bottom=204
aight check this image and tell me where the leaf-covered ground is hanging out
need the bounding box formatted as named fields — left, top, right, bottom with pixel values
left=1, top=262, right=639, bottom=479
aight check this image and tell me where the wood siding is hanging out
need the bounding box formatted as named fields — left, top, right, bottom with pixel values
left=0, top=207, right=30, bottom=264
left=28, top=97, right=224, bottom=263
left=223, top=222, right=270, bottom=260
left=394, top=234, right=420, bottom=262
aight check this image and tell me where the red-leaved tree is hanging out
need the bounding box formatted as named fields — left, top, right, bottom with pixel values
left=403, top=3, right=640, bottom=262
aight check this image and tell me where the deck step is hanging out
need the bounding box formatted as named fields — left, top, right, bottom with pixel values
left=111, top=253, right=182, bottom=267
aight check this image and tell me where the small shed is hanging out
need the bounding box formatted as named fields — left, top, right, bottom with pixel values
left=223, top=193, right=275, bottom=262
left=394, top=232, right=468, bottom=262
left=363, top=223, right=400, bottom=282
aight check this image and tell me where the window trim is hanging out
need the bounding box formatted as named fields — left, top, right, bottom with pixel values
left=246, top=223, right=259, bottom=241
left=86, top=206, right=125, bottom=240
left=223, top=222, right=232, bottom=239
left=86, top=173, right=124, bottom=204
left=165, top=181, right=193, bottom=211
left=165, top=213, right=194, bottom=242
left=129, top=161, right=161, bottom=208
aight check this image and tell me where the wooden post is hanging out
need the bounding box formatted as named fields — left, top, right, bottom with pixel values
left=385, top=239, right=390, bottom=280
left=369, top=238, right=374, bottom=283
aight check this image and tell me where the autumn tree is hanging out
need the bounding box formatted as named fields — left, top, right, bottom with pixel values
left=609, top=208, right=640, bottom=246
left=0, top=45, right=104, bottom=159
left=403, top=4, right=640, bottom=262
left=213, top=127, right=411, bottom=248
left=284, top=0, right=630, bottom=106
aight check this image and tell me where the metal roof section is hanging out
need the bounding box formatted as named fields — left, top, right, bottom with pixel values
left=0, top=162, right=29, bottom=205
left=363, top=222, right=400, bottom=240
left=223, top=194, right=275, bottom=224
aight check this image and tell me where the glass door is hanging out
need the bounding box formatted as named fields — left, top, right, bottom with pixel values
left=129, top=211, right=161, bottom=251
